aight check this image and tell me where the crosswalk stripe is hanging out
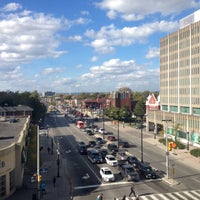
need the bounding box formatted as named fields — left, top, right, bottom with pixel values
left=139, top=190, right=200, bottom=200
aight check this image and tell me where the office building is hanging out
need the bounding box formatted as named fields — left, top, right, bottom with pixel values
left=147, top=10, right=200, bottom=147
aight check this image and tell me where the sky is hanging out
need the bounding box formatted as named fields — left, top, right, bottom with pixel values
left=0, top=0, right=200, bottom=94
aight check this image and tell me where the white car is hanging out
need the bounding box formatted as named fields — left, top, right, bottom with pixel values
left=105, top=155, right=118, bottom=166
left=98, top=128, right=106, bottom=134
left=100, top=167, right=115, bottom=182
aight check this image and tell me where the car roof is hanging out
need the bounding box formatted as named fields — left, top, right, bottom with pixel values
left=101, top=166, right=111, bottom=171
left=106, top=154, right=115, bottom=158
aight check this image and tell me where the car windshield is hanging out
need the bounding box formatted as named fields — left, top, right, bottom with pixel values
left=104, top=170, right=112, bottom=175
left=127, top=168, right=134, bottom=173
left=146, top=167, right=153, bottom=172
left=109, top=157, right=115, bottom=161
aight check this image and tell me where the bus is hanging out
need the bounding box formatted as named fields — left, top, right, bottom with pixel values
left=76, top=121, right=84, bottom=129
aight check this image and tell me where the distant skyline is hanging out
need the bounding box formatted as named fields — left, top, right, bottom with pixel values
left=0, top=1, right=200, bottom=93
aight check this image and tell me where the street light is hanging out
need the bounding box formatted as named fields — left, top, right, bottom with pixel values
left=37, top=125, right=40, bottom=200
left=140, top=115, right=144, bottom=163
left=162, top=119, right=172, bottom=179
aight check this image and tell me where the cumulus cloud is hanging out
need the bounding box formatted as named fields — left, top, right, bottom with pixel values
left=1, top=2, right=22, bottom=12
left=85, top=21, right=178, bottom=53
left=146, top=47, right=160, bottom=58
left=42, top=67, right=65, bottom=75
left=0, top=8, right=68, bottom=70
left=79, top=58, right=159, bottom=92
left=96, top=0, right=200, bottom=21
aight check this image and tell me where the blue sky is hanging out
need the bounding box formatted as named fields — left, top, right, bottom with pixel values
left=0, top=0, right=200, bottom=93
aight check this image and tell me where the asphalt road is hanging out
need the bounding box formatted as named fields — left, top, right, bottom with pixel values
left=47, top=113, right=200, bottom=200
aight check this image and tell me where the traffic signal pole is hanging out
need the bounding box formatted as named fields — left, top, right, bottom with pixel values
left=162, top=119, right=172, bottom=179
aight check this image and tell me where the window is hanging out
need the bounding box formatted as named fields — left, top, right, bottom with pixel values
left=9, top=170, right=15, bottom=192
left=0, top=175, right=6, bottom=197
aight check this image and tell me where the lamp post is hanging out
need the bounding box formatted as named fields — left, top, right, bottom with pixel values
left=117, top=117, right=120, bottom=149
left=37, top=125, right=40, bottom=200
left=140, top=115, right=144, bottom=163
left=102, top=108, right=105, bottom=139
left=187, top=132, right=190, bottom=151
left=162, top=119, right=172, bottom=179
left=57, top=151, right=60, bottom=177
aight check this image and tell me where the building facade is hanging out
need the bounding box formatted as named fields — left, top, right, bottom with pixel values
left=147, top=10, right=200, bottom=147
left=0, top=116, right=31, bottom=199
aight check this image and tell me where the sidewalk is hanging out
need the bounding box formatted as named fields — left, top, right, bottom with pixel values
left=7, top=130, right=71, bottom=200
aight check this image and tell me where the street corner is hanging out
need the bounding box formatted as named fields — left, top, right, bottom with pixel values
left=162, top=176, right=180, bottom=186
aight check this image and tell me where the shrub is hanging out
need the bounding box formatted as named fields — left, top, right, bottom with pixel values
left=190, top=148, right=200, bottom=157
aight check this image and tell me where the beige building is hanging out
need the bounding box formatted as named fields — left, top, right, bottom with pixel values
left=147, top=10, right=200, bottom=147
left=0, top=116, right=30, bottom=199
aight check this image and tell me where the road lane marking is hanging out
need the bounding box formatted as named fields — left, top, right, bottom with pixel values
left=74, top=181, right=130, bottom=190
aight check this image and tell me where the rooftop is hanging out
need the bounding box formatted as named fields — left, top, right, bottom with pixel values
left=0, top=117, right=27, bottom=149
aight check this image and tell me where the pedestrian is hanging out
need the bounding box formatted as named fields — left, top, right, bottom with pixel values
left=47, top=147, right=51, bottom=154
left=40, top=181, right=46, bottom=195
left=129, top=184, right=136, bottom=197
left=53, top=176, right=56, bottom=187
left=122, top=195, right=126, bottom=200
left=96, top=193, right=103, bottom=200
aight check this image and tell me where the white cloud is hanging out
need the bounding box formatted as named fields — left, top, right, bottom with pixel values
left=43, top=67, right=65, bottom=75
left=0, top=10, right=68, bottom=70
left=85, top=21, right=178, bottom=53
left=78, top=58, right=159, bottom=92
left=96, top=0, right=200, bottom=21
left=2, top=3, right=22, bottom=12
left=146, top=47, right=160, bottom=58
left=90, top=56, right=99, bottom=62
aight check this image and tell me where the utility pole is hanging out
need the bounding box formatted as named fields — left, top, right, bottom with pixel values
left=37, top=125, right=40, bottom=200
left=162, top=119, right=172, bottom=179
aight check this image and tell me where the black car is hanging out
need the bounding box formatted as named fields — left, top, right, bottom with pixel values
left=88, top=140, right=96, bottom=148
left=107, top=143, right=118, bottom=155
left=127, top=156, right=140, bottom=169
left=99, top=149, right=108, bottom=159
left=119, top=140, right=129, bottom=148
left=86, top=129, right=93, bottom=135
left=138, top=163, right=157, bottom=179
left=78, top=144, right=87, bottom=155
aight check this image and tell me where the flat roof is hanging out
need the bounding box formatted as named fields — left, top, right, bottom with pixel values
left=0, top=117, right=27, bottom=149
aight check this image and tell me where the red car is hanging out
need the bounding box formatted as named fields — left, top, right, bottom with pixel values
left=107, top=135, right=116, bottom=141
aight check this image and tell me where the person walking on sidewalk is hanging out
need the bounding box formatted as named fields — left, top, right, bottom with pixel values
left=96, top=193, right=103, bottom=200
left=53, top=176, right=56, bottom=187
left=129, top=184, right=136, bottom=197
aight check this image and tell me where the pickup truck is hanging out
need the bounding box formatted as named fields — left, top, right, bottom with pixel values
left=118, top=161, right=140, bottom=181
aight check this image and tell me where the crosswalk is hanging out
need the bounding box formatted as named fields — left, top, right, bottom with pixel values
left=137, top=189, right=200, bottom=200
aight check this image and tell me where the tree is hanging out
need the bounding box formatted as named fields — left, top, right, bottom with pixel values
left=134, top=98, right=146, bottom=120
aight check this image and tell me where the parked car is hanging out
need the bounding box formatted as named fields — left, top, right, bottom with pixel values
left=98, top=128, right=107, bottom=134
left=105, top=155, right=118, bottom=166
left=95, top=137, right=106, bottom=144
left=107, top=135, right=116, bottom=141
left=119, top=140, right=129, bottom=148
left=127, top=156, right=140, bottom=169
left=100, top=167, right=115, bottom=182
left=138, top=163, right=157, bottom=179
left=86, top=129, right=93, bottom=135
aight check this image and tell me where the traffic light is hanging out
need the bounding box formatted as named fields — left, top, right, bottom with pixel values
left=168, top=142, right=172, bottom=151
left=38, top=174, right=42, bottom=182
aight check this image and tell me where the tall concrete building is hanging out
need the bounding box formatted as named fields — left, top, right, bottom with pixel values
left=147, top=10, right=200, bottom=147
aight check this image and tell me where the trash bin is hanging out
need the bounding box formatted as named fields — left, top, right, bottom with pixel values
left=32, top=193, right=37, bottom=200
